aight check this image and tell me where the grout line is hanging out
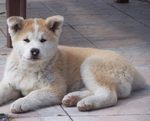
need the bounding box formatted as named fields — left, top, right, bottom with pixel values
left=60, top=105, right=74, bottom=121
left=40, top=1, right=57, bottom=15
left=0, top=28, right=7, bottom=38
left=69, top=114, right=150, bottom=117
left=68, top=24, right=97, bottom=48
left=103, top=0, right=150, bottom=29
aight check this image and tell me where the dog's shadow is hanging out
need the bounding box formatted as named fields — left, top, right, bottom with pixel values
left=117, top=84, right=150, bottom=106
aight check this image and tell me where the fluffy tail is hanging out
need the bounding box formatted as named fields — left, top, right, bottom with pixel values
left=132, top=69, right=147, bottom=91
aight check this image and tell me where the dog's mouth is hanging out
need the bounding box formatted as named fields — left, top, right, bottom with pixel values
left=23, top=57, right=41, bottom=62
left=29, top=58, right=40, bottom=61
left=31, top=56, right=40, bottom=60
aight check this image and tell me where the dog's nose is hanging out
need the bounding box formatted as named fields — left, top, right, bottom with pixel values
left=31, top=48, right=40, bottom=57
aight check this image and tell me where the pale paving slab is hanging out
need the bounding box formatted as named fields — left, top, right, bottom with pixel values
left=35, top=105, right=66, bottom=117
left=0, top=31, right=6, bottom=48
left=61, top=26, right=82, bottom=38
left=42, top=0, right=114, bottom=15
left=64, top=14, right=136, bottom=26
left=104, top=0, right=150, bottom=28
left=73, top=24, right=150, bottom=43
left=0, top=4, right=5, bottom=14
left=0, top=103, right=68, bottom=120
left=60, top=26, right=95, bottom=47
left=0, top=15, right=6, bottom=27
left=0, top=0, right=5, bottom=4
left=60, top=37, right=94, bottom=48
left=14, top=117, right=41, bottom=121
left=72, top=115, right=150, bottom=121
left=40, top=116, right=71, bottom=121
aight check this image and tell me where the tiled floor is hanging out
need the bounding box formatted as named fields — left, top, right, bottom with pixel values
left=0, top=0, right=150, bottom=121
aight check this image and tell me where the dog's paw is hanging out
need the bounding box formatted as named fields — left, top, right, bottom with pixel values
left=10, top=98, right=29, bottom=113
left=62, top=95, right=79, bottom=107
left=77, top=100, right=94, bottom=111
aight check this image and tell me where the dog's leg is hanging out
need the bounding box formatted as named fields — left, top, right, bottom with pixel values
left=62, top=90, right=93, bottom=107
left=11, top=88, right=64, bottom=113
left=0, top=82, right=21, bottom=105
left=77, top=88, right=117, bottom=111
left=78, top=56, right=119, bottom=111
left=10, top=84, right=66, bottom=113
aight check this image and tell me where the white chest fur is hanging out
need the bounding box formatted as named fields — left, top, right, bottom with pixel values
left=4, top=60, right=55, bottom=96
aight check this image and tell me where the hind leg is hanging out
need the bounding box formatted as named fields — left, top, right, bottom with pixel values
left=79, top=56, right=118, bottom=111
left=77, top=88, right=117, bottom=111
left=62, top=90, right=92, bottom=107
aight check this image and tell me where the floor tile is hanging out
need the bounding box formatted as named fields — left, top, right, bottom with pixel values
left=40, top=116, right=71, bottom=121
left=36, top=105, right=66, bottom=117
left=72, top=115, right=150, bottom=121
left=12, top=117, right=41, bottom=121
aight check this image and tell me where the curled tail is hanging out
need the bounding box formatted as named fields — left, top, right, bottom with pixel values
left=132, top=69, right=147, bottom=91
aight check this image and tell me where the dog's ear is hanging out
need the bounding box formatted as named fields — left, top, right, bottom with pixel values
left=46, top=15, right=64, bottom=34
left=7, top=16, right=24, bottom=36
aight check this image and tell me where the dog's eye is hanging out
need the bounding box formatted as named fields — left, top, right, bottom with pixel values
left=24, top=39, right=30, bottom=43
left=40, top=39, right=47, bottom=43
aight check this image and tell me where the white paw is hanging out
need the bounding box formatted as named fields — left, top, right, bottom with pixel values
left=62, top=94, right=79, bottom=107
left=10, top=98, right=29, bottom=113
left=77, top=99, right=94, bottom=111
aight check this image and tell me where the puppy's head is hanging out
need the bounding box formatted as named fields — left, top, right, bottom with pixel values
left=7, top=15, right=64, bottom=62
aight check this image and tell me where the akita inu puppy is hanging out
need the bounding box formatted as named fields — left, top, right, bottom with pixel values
left=0, top=15, right=146, bottom=113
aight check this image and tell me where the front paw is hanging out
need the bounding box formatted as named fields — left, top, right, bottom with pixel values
left=10, top=98, right=30, bottom=113
left=62, top=95, right=79, bottom=107
left=77, top=100, right=94, bottom=111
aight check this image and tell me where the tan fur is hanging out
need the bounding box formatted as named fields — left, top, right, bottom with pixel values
left=0, top=16, right=146, bottom=113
